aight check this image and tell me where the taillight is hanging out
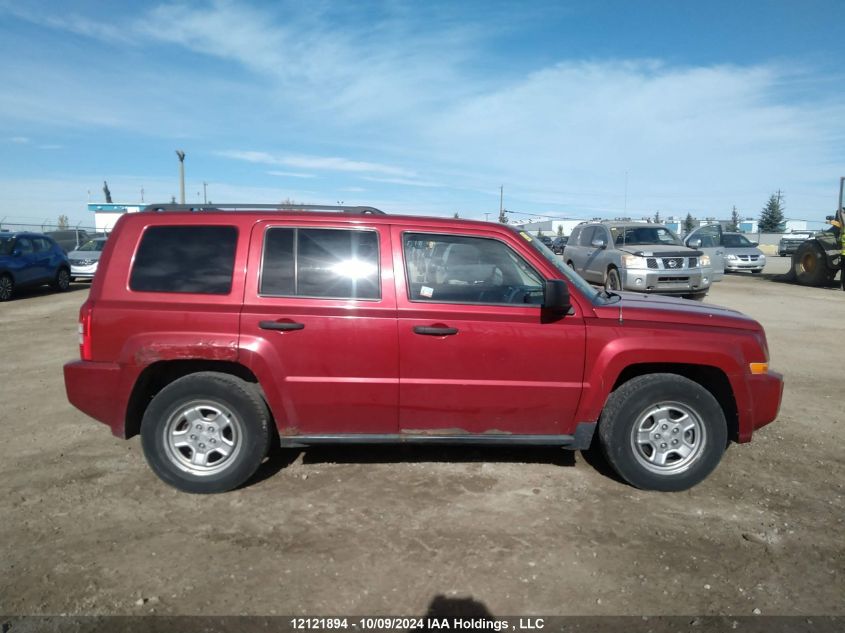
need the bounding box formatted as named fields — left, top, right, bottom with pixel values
left=79, top=300, right=94, bottom=361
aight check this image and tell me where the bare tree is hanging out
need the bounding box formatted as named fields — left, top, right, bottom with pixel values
left=57, top=214, right=69, bottom=229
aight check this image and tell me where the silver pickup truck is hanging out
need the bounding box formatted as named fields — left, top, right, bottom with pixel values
left=562, top=221, right=713, bottom=299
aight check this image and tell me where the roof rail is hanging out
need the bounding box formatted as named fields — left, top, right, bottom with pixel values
left=141, top=203, right=385, bottom=215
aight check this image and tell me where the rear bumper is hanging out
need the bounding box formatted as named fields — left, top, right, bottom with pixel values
left=738, top=370, right=784, bottom=442
left=64, top=360, right=127, bottom=437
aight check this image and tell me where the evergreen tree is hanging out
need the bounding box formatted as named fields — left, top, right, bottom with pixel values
left=654, top=210, right=661, bottom=224
left=759, top=191, right=785, bottom=232
left=536, top=229, right=544, bottom=238
left=557, top=224, right=564, bottom=237
left=453, top=212, right=460, bottom=219
left=683, top=213, right=696, bottom=233
left=727, top=206, right=740, bottom=232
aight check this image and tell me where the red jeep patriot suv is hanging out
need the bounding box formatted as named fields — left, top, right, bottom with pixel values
left=63, top=204, right=783, bottom=493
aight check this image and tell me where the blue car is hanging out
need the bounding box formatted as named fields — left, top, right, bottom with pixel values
left=0, top=232, right=72, bottom=301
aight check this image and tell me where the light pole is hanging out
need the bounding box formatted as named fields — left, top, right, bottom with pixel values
left=175, top=150, right=186, bottom=204
left=203, top=181, right=208, bottom=204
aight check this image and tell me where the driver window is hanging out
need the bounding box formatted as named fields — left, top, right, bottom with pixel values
left=16, top=238, right=34, bottom=254
left=403, top=233, right=544, bottom=305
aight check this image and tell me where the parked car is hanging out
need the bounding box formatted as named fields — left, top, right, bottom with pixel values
left=68, top=237, right=108, bottom=281
left=64, top=203, right=781, bottom=494
left=538, top=235, right=554, bottom=249
left=721, top=233, right=766, bottom=273
left=45, top=229, right=90, bottom=254
left=778, top=231, right=815, bottom=257
left=682, top=224, right=726, bottom=281
left=563, top=221, right=712, bottom=299
left=551, top=235, right=568, bottom=254
left=0, top=232, right=71, bottom=301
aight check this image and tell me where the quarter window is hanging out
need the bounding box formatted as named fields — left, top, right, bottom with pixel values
left=260, top=228, right=380, bottom=300
left=129, top=225, right=237, bottom=294
left=403, top=233, right=544, bottom=305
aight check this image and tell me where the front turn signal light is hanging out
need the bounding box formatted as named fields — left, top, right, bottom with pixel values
left=749, top=362, right=769, bottom=375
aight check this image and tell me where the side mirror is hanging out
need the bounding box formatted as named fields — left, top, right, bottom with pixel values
left=749, top=241, right=759, bottom=247
left=591, top=238, right=607, bottom=249
left=11, top=248, right=21, bottom=257
left=543, top=279, right=571, bottom=313
left=687, top=238, right=701, bottom=248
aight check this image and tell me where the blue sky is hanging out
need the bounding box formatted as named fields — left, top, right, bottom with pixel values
left=1, top=0, right=844, bottom=227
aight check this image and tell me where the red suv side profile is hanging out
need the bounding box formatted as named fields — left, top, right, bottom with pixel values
left=63, top=204, right=783, bottom=493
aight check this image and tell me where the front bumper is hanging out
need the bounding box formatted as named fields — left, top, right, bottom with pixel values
left=738, top=370, right=784, bottom=442
left=620, top=266, right=712, bottom=295
left=725, top=258, right=765, bottom=271
left=70, top=262, right=98, bottom=279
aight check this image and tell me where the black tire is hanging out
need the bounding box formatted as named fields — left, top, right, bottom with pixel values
left=51, top=267, right=71, bottom=292
left=605, top=267, right=622, bottom=291
left=793, top=241, right=829, bottom=286
left=598, top=373, right=727, bottom=492
left=751, top=269, right=763, bottom=274
left=141, top=372, right=272, bottom=493
left=0, top=273, right=13, bottom=301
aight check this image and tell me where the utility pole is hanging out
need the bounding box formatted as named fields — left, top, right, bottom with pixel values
left=175, top=150, right=186, bottom=204
left=140, top=187, right=145, bottom=203
left=203, top=182, right=208, bottom=204
left=498, top=185, right=506, bottom=224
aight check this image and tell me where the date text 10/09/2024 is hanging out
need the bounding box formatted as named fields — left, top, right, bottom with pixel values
left=290, top=618, right=546, bottom=631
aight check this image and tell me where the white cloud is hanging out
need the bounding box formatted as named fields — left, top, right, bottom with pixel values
left=9, top=136, right=30, bottom=144
left=267, top=171, right=316, bottom=179
left=220, top=150, right=417, bottom=178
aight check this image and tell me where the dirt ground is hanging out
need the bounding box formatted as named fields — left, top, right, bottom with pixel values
left=1, top=257, right=843, bottom=618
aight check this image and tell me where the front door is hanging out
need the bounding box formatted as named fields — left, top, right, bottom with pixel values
left=240, top=221, right=399, bottom=435
left=685, top=224, right=725, bottom=280
left=393, top=227, right=586, bottom=436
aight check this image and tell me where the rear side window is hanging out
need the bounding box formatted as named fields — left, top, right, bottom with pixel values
left=130, top=226, right=237, bottom=294
left=260, top=228, right=380, bottom=300
left=579, top=226, right=596, bottom=246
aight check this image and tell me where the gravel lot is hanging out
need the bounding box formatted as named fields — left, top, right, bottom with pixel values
left=1, top=257, right=843, bottom=617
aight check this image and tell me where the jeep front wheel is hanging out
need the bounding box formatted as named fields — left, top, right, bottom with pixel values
left=141, top=372, right=272, bottom=493
left=598, top=373, right=727, bottom=491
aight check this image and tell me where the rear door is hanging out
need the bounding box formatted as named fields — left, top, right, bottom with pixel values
left=685, top=224, right=725, bottom=280
left=583, top=226, right=611, bottom=283
left=393, top=226, right=586, bottom=436
left=12, top=237, right=37, bottom=284
left=239, top=220, right=398, bottom=435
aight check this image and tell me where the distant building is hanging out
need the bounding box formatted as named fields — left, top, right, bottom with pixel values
left=508, top=218, right=584, bottom=236
left=88, top=203, right=145, bottom=233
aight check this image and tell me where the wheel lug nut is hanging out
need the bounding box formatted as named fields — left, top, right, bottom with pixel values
left=190, top=434, right=197, bottom=440
left=195, top=424, right=202, bottom=430
left=208, top=427, right=215, bottom=433
left=654, top=433, right=661, bottom=439
left=673, top=428, right=679, bottom=434
left=660, top=443, right=667, bottom=449
left=199, top=443, right=205, bottom=449
left=672, top=439, right=679, bottom=445
left=661, top=424, right=668, bottom=430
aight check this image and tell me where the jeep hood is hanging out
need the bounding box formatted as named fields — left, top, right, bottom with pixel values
left=592, top=291, right=760, bottom=331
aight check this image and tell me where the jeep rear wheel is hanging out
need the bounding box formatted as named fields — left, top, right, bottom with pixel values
left=598, top=373, right=727, bottom=491
left=141, top=372, right=272, bottom=493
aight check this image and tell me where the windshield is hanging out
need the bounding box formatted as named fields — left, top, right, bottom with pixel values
left=610, top=225, right=682, bottom=246
left=518, top=231, right=610, bottom=303
left=0, top=236, right=13, bottom=256
left=723, top=234, right=753, bottom=247
left=78, top=239, right=106, bottom=252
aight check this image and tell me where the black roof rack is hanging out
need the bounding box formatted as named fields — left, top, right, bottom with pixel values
left=142, top=203, right=385, bottom=215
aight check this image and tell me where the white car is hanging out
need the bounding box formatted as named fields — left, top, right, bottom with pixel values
left=68, top=237, right=107, bottom=281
